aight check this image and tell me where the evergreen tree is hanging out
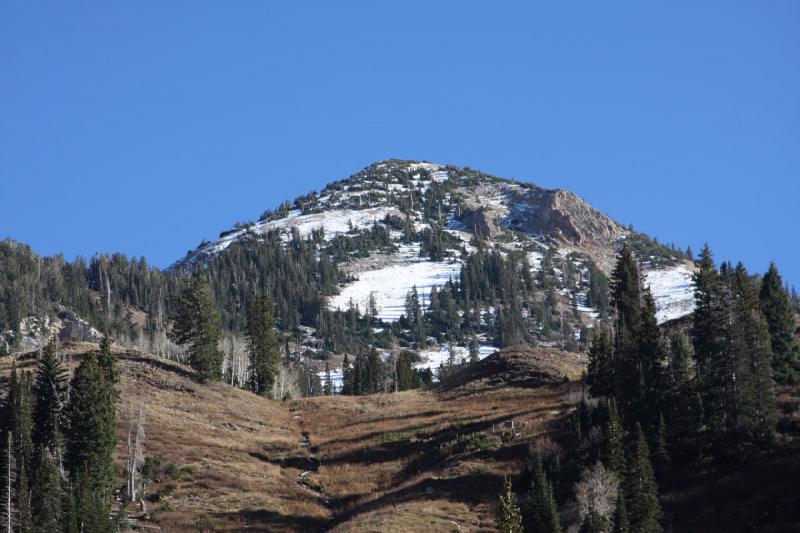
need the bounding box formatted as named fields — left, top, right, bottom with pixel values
left=524, top=455, right=562, bottom=533
left=97, top=332, right=117, bottom=383
left=65, top=351, right=117, bottom=532
left=170, top=276, right=224, bottom=382
left=395, top=351, right=414, bottom=391
left=609, top=246, right=644, bottom=419
left=612, top=493, right=630, bottom=533
left=601, top=399, right=625, bottom=477
left=31, top=451, right=64, bottom=532
left=497, top=477, right=524, bottom=533
left=341, top=354, right=353, bottom=395
left=246, top=293, right=281, bottom=395
left=32, top=343, right=68, bottom=460
left=468, top=335, right=480, bottom=364
left=759, top=263, right=800, bottom=384
left=587, top=329, right=614, bottom=399
left=624, top=424, right=662, bottom=533
left=691, top=245, right=724, bottom=393
left=323, top=362, right=333, bottom=396
left=652, top=415, right=671, bottom=485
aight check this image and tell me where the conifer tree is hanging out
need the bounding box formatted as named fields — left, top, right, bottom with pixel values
left=624, top=424, right=662, bottom=533
left=691, top=245, right=723, bottom=391
left=612, top=493, right=630, bottom=533
left=395, top=351, right=414, bottom=391
left=587, top=329, right=614, bottom=399
left=97, top=332, right=117, bottom=383
left=497, top=477, right=524, bottom=533
left=653, top=415, right=671, bottom=484
left=524, top=455, right=562, bottom=533
left=31, top=451, right=64, bottom=532
left=759, top=263, right=800, bottom=384
left=468, top=335, right=480, bottom=364
left=323, top=362, right=333, bottom=396
left=170, top=276, right=224, bottom=382
left=609, top=246, right=644, bottom=418
left=601, top=399, right=625, bottom=477
left=246, top=293, right=281, bottom=395
left=32, top=343, right=67, bottom=460
left=341, top=354, right=353, bottom=395
left=65, top=351, right=117, bottom=532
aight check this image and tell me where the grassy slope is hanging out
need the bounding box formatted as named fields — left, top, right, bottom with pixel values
left=2, top=343, right=797, bottom=532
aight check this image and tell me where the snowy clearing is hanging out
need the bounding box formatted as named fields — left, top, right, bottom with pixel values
left=644, top=265, right=696, bottom=324
left=328, top=244, right=463, bottom=321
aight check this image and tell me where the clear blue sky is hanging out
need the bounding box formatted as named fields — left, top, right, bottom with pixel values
left=2, top=2, right=798, bottom=285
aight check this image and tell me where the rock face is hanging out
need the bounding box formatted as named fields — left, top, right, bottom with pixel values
left=0, top=306, right=102, bottom=352
left=519, top=189, right=626, bottom=248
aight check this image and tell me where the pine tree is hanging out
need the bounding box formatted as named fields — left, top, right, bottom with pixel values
left=323, top=362, right=333, bottom=396
left=691, top=245, right=723, bottom=393
left=759, top=263, right=800, bottom=384
left=729, top=264, right=777, bottom=450
left=32, top=343, right=67, bottom=460
left=587, top=329, right=614, bottom=399
left=637, top=288, right=665, bottom=426
left=612, top=493, right=630, bottom=533
left=610, top=246, right=644, bottom=418
left=97, top=332, right=117, bottom=383
left=652, top=415, right=671, bottom=485
left=246, top=293, right=281, bottom=395
left=395, top=351, right=414, bottom=391
left=601, top=399, right=625, bottom=477
left=468, top=335, right=480, bottom=364
left=31, top=451, right=64, bottom=532
left=170, top=276, right=224, bottom=382
left=524, top=455, right=562, bottom=533
left=625, top=424, right=662, bottom=533
left=497, top=477, right=524, bottom=533
left=65, top=351, right=117, bottom=532
left=341, top=354, right=353, bottom=395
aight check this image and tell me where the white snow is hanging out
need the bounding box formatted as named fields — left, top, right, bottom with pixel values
left=414, top=343, right=498, bottom=377
left=644, top=265, right=696, bottom=324
left=328, top=244, right=462, bottom=321
left=318, top=367, right=344, bottom=394
left=199, top=207, right=397, bottom=255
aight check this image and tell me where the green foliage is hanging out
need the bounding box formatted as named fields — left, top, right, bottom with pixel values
left=32, top=342, right=68, bottom=456
left=624, top=424, right=662, bottom=533
left=497, top=477, right=525, bottom=533
left=170, top=276, right=224, bottom=382
left=524, top=455, right=562, bottom=533
left=65, top=351, right=117, bottom=531
left=246, top=292, right=281, bottom=395
left=760, top=262, right=800, bottom=384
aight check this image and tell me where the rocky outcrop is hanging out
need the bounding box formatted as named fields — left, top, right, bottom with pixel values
left=1, top=306, right=102, bottom=352
left=508, top=188, right=626, bottom=249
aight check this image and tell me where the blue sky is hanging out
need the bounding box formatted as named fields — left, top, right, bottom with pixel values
left=1, top=2, right=798, bottom=285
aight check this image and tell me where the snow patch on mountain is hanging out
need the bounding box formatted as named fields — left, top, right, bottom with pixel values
left=195, top=206, right=398, bottom=257
left=328, top=244, right=462, bottom=321
left=644, top=265, right=695, bottom=324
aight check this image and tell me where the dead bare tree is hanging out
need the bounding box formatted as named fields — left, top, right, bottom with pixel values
left=3, top=432, right=14, bottom=533
left=568, top=462, right=620, bottom=532
left=126, top=396, right=147, bottom=506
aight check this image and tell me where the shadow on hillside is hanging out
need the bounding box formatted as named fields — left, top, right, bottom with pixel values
left=327, top=471, right=507, bottom=529
left=116, top=352, right=197, bottom=380
left=322, top=405, right=558, bottom=469
left=213, top=508, right=328, bottom=533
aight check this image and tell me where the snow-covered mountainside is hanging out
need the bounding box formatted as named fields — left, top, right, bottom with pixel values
left=171, top=160, right=694, bottom=377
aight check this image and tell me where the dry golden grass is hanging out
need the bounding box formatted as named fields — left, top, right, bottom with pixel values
left=297, top=383, right=579, bottom=531
left=0, top=343, right=581, bottom=531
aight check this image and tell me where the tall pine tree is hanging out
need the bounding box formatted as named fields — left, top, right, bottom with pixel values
left=170, top=276, right=224, bottom=382
left=759, top=262, right=800, bottom=384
